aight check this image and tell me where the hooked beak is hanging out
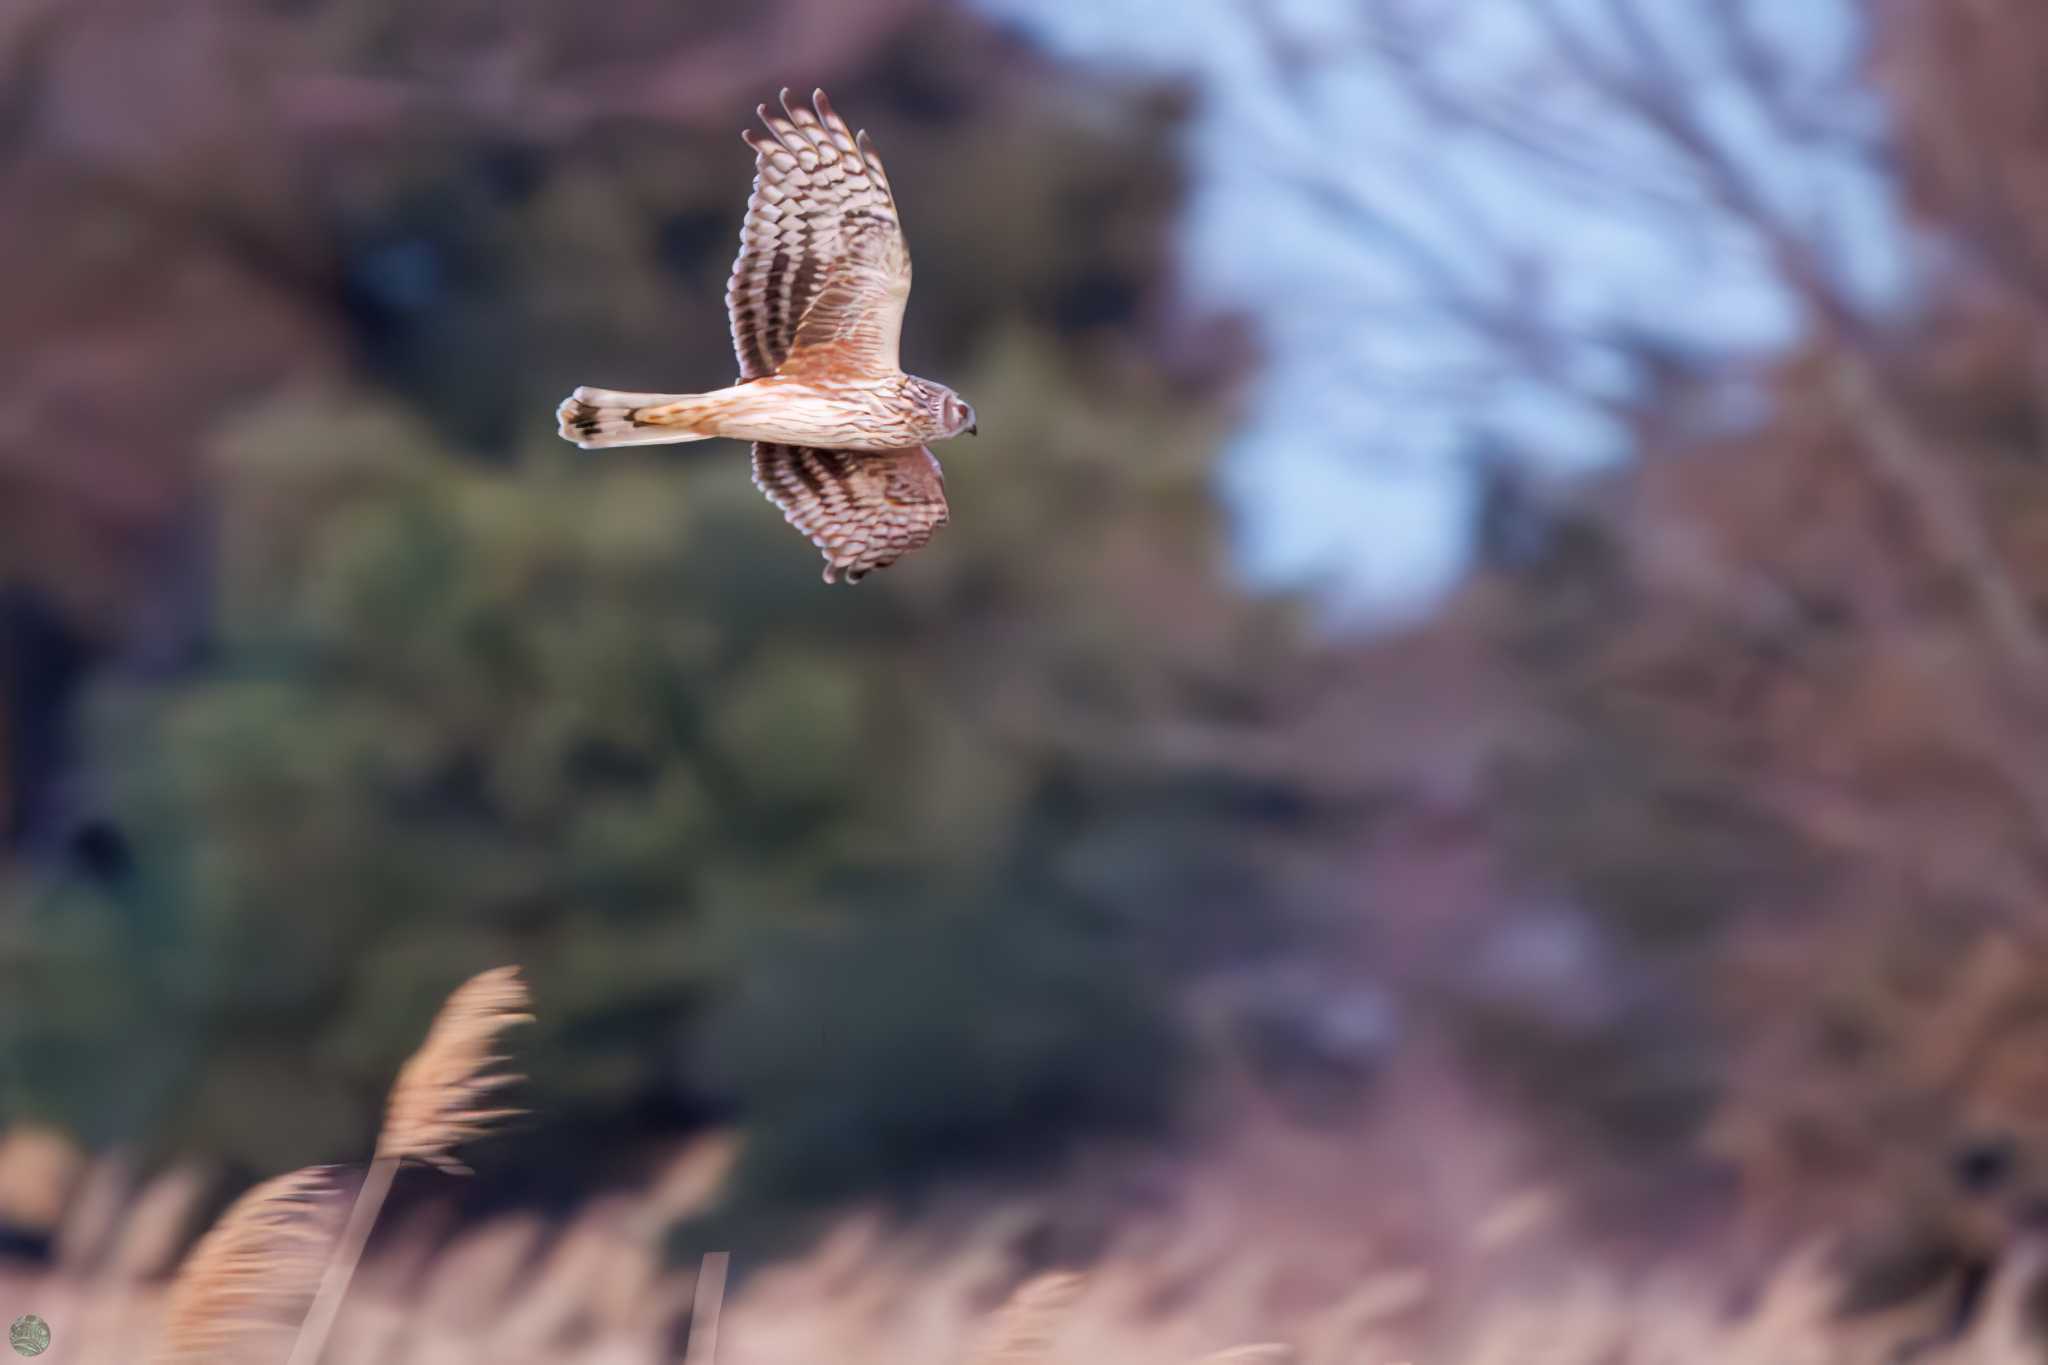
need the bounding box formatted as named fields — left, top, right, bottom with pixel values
left=967, top=422, right=978, bottom=436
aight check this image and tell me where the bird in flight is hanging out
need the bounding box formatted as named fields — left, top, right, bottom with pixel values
left=557, top=88, right=976, bottom=584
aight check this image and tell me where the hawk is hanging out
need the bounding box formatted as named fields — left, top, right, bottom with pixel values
left=557, top=88, right=976, bottom=584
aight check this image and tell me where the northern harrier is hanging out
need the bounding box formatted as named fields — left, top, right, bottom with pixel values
left=557, top=88, right=976, bottom=583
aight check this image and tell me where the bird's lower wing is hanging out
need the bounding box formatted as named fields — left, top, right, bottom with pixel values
left=750, top=443, right=948, bottom=583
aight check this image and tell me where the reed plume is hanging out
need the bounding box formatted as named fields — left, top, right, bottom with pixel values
left=153, top=1166, right=339, bottom=1363
left=286, top=964, right=534, bottom=1365
left=970, top=1271, right=1085, bottom=1363
left=376, top=964, right=535, bottom=1173
left=964, top=1270, right=1294, bottom=1365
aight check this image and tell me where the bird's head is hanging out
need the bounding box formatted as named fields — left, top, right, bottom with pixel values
left=934, top=386, right=978, bottom=438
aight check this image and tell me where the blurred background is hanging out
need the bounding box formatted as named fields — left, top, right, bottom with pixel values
left=5, top=0, right=2048, bottom=1359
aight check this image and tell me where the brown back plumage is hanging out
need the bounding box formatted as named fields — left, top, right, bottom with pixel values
left=727, top=88, right=911, bottom=382
left=564, top=89, right=959, bottom=583
left=728, top=92, right=954, bottom=583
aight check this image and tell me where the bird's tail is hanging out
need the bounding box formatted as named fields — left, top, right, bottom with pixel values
left=556, top=387, right=723, bottom=449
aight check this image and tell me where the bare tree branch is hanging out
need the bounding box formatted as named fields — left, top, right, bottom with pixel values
left=1512, top=0, right=2048, bottom=697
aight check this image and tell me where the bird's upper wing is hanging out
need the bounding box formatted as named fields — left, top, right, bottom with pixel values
left=751, top=443, right=948, bottom=583
left=726, top=88, right=911, bottom=383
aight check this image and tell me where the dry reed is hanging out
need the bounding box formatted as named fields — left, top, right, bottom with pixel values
left=152, top=1166, right=340, bottom=1364
left=24, top=1131, right=2048, bottom=1364
left=375, top=964, right=535, bottom=1174
left=971, top=1271, right=1087, bottom=1363
left=963, top=1270, right=1326, bottom=1365
left=285, top=964, right=534, bottom=1365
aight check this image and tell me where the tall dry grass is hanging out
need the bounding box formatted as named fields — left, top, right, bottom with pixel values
left=118, top=964, right=534, bottom=1365
left=713, top=1230, right=2048, bottom=1365
left=152, top=1168, right=339, bottom=1363
left=9, top=1134, right=2048, bottom=1362
left=285, top=964, right=533, bottom=1365
left=373, top=965, right=534, bottom=1175
left=11, top=960, right=2048, bottom=1362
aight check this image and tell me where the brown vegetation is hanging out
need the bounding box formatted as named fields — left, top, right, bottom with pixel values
left=9, top=0, right=2048, bottom=1360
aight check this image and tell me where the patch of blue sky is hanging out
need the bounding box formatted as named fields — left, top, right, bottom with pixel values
left=972, top=0, right=1909, bottom=625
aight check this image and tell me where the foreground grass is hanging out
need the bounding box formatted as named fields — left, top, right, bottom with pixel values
left=11, top=1204, right=2047, bottom=1363
left=3, top=966, right=2042, bottom=1362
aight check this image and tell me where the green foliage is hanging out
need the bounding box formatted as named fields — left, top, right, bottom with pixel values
left=705, top=904, right=1185, bottom=1203
left=0, top=21, right=1340, bottom=1210
left=1, top=326, right=1312, bottom=1196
